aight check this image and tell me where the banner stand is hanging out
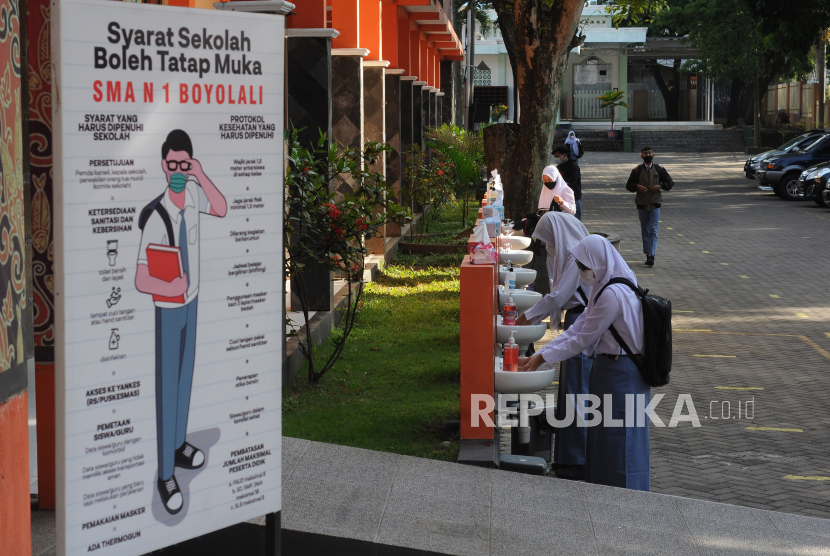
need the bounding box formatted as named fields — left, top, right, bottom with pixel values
left=52, top=1, right=292, bottom=555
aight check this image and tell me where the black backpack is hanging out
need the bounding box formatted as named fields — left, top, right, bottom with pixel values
left=594, top=277, right=672, bottom=387
left=575, top=141, right=585, bottom=159
left=138, top=193, right=176, bottom=247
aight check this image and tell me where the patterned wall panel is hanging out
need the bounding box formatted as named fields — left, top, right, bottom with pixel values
left=27, top=0, right=51, bottom=353
left=363, top=66, right=384, bottom=174
left=0, top=0, right=27, bottom=376
left=384, top=74, right=401, bottom=237
left=287, top=36, right=332, bottom=154
left=331, top=54, right=362, bottom=196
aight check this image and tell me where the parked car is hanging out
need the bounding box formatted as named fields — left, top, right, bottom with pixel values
left=755, top=134, right=830, bottom=200
left=801, top=161, right=830, bottom=207
left=744, top=129, right=830, bottom=179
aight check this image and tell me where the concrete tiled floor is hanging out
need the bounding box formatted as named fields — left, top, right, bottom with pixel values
left=506, top=152, right=830, bottom=520
left=281, top=438, right=830, bottom=555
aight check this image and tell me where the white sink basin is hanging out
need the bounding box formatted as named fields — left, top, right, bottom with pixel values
left=494, top=360, right=557, bottom=394
left=498, top=250, right=533, bottom=267
left=499, top=267, right=537, bottom=288
left=499, top=236, right=531, bottom=250
left=498, top=287, right=542, bottom=316
left=497, top=316, right=547, bottom=354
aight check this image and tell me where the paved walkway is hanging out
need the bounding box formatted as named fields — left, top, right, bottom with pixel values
left=283, top=438, right=830, bottom=556
left=562, top=152, right=830, bottom=519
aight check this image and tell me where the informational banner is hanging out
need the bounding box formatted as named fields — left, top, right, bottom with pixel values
left=52, top=1, right=284, bottom=554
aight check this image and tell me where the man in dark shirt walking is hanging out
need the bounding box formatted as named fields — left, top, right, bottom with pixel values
left=553, top=146, right=583, bottom=220
left=625, top=146, right=674, bottom=267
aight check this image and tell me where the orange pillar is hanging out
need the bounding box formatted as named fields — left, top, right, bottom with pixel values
left=332, top=0, right=360, bottom=48
left=287, top=0, right=327, bottom=28
left=397, top=9, right=411, bottom=74
left=460, top=257, right=496, bottom=440
left=409, top=29, right=421, bottom=79
left=427, top=46, right=435, bottom=87
left=435, top=53, right=441, bottom=90
left=419, top=37, right=428, bottom=84
left=361, top=0, right=382, bottom=60
left=0, top=393, right=32, bottom=555
left=382, top=0, right=398, bottom=68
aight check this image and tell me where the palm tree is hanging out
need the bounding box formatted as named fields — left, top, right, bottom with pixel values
left=597, top=90, right=629, bottom=131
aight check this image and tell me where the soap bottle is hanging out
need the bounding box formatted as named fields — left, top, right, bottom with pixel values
left=503, top=262, right=516, bottom=292
left=503, top=292, right=517, bottom=326
left=503, top=332, right=519, bottom=372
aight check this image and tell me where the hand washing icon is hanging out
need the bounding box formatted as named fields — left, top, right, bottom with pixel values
left=106, top=287, right=121, bottom=308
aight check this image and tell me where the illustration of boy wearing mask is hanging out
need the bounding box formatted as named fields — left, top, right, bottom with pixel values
left=135, top=129, right=227, bottom=515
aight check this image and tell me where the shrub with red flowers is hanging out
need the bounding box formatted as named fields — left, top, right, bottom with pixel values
left=403, top=145, right=454, bottom=242
left=426, top=124, right=485, bottom=227
left=285, top=128, right=410, bottom=384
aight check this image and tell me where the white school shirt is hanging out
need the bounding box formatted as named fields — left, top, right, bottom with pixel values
left=522, top=258, right=586, bottom=325
left=538, top=283, right=644, bottom=363
left=137, top=180, right=211, bottom=308
left=538, top=182, right=576, bottom=215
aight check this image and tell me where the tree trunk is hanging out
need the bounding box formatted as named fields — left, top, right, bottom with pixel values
left=726, top=78, right=744, bottom=127
left=483, top=123, right=521, bottom=218
left=492, top=0, right=584, bottom=215
left=743, top=54, right=786, bottom=125
left=649, top=59, right=681, bottom=121
left=492, top=0, right=521, bottom=122
left=754, top=75, right=761, bottom=147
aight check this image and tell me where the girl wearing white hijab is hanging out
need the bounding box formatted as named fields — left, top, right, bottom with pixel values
left=518, top=213, right=593, bottom=479
left=519, top=235, right=650, bottom=491
left=565, top=131, right=582, bottom=162
left=538, top=165, right=576, bottom=215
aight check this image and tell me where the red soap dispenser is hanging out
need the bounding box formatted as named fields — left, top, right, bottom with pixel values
left=503, top=332, right=519, bottom=372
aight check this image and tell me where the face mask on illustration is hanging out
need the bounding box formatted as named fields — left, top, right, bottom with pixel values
left=169, top=173, right=187, bottom=193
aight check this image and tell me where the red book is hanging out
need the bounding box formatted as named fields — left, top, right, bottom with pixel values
left=146, top=243, right=185, bottom=304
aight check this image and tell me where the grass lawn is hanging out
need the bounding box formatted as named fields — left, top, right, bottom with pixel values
left=283, top=259, right=466, bottom=461
left=405, top=198, right=478, bottom=245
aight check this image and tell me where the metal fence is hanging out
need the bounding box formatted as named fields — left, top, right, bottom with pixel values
left=573, top=85, right=610, bottom=119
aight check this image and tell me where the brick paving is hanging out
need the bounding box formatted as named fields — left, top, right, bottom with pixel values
left=512, top=152, right=830, bottom=519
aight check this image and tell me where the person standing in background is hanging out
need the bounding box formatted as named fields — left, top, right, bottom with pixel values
left=565, top=131, right=584, bottom=163
left=625, top=147, right=674, bottom=267
left=553, top=146, right=583, bottom=220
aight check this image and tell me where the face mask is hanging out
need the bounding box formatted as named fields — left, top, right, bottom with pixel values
left=643, top=155, right=654, bottom=164
left=579, top=267, right=598, bottom=287
left=555, top=157, right=564, bottom=165
left=543, top=180, right=554, bottom=190
left=169, top=172, right=187, bottom=193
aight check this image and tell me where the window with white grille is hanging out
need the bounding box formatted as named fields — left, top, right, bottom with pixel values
left=474, top=61, right=491, bottom=87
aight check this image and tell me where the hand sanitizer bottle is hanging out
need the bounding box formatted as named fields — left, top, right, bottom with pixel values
left=503, top=292, right=517, bottom=326
left=503, top=332, right=519, bottom=372
left=503, top=262, right=516, bottom=292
